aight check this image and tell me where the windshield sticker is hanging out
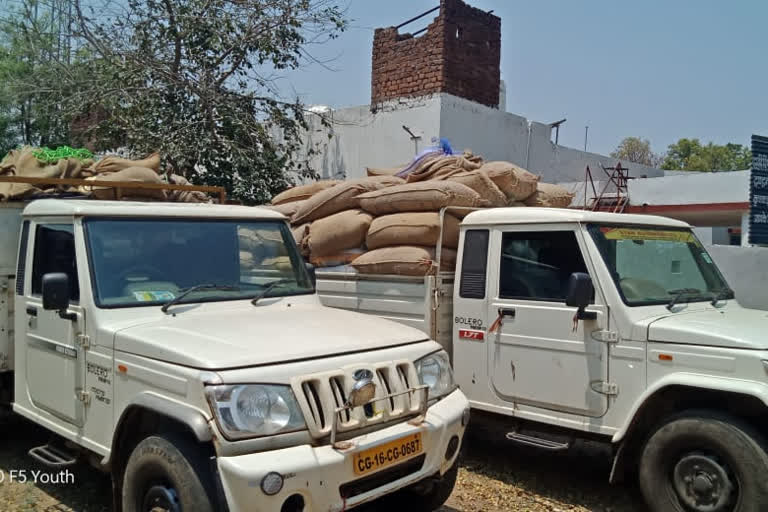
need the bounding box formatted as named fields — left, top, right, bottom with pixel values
left=702, top=253, right=713, bottom=264
left=133, top=291, right=176, bottom=302
left=600, top=227, right=698, bottom=244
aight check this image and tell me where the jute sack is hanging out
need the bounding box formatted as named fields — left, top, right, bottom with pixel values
left=310, top=248, right=365, bottom=268
left=448, top=171, right=507, bottom=207
left=167, top=174, right=209, bottom=203
left=305, top=209, right=373, bottom=258
left=266, top=200, right=306, bottom=220
left=366, top=212, right=461, bottom=250
left=524, top=183, right=575, bottom=208
left=479, top=161, right=539, bottom=201
left=261, top=256, right=293, bottom=272
left=358, top=181, right=485, bottom=216
left=0, top=146, right=58, bottom=199
left=86, top=166, right=165, bottom=199
left=366, top=166, right=405, bottom=177
left=404, top=151, right=482, bottom=183
left=271, top=180, right=341, bottom=206
left=92, top=153, right=161, bottom=174
left=351, top=246, right=458, bottom=276
left=293, top=176, right=404, bottom=224
left=292, top=223, right=310, bottom=249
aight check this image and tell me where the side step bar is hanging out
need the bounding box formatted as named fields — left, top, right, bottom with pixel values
left=506, top=431, right=571, bottom=451
left=28, top=444, right=77, bottom=468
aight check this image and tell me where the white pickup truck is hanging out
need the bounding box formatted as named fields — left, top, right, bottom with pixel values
left=0, top=198, right=469, bottom=512
left=317, top=207, right=768, bottom=512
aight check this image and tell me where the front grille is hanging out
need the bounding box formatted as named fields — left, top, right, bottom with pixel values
left=339, top=454, right=426, bottom=499
left=293, top=361, right=423, bottom=438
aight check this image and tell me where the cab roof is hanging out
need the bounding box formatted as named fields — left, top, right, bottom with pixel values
left=22, top=199, right=286, bottom=220
left=462, top=207, right=690, bottom=228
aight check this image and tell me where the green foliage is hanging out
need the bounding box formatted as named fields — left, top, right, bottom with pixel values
left=661, top=138, right=752, bottom=171
left=610, top=137, right=662, bottom=167
left=0, top=1, right=73, bottom=154
left=32, top=146, right=94, bottom=163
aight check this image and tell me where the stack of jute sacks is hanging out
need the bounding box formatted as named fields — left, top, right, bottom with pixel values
left=0, top=146, right=209, bottom=202
left=268, top=153, right=574, bottom=276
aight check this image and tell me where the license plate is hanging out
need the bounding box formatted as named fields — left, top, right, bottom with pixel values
left=352, top=432, right=423, bottom=476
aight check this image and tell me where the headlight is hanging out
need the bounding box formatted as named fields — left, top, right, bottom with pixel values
left=205, top=384, right=306, bottom=440
left=415, top=350, right=456, bottom=401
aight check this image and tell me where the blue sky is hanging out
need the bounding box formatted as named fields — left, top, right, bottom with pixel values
left=280, top=0, right=768, bottom=157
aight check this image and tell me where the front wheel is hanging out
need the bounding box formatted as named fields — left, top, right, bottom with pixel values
left=639, top=411, right=768, bottom=512
left=122, top=434, right=215, bottom=512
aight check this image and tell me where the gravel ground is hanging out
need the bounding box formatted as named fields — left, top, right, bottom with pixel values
left=0, top=417, right=647, bottom=511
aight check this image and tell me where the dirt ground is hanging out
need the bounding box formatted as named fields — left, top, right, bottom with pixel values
left=0, top=417, right=647, bottom=511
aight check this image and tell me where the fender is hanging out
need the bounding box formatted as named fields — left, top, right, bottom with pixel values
left=104, top=392, right=213, bottom=466
left=612, top=372, right=768, bottom=443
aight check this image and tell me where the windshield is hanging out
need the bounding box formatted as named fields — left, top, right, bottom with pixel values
left=587, top=224, right=733, bottom=307
left=85, top=218, right=313, bottom=308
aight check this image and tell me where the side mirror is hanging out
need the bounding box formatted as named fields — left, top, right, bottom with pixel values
left=566, top=272, right=596, bottom=320
left=42, top=272, right=71, bottom=312
left=305, top=262, right=316, bottom=288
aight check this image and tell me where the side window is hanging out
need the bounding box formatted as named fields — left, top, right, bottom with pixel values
left=499, top=231, right=588, bottom=302
left=31, top=224, right=79, bottom=301
left=459, top=230, right=489, bottom=299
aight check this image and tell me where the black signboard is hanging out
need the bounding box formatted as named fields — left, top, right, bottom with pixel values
left=749, top=134, right=768, bottom=245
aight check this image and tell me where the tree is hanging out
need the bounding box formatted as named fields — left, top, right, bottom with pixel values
left=9, top=0, right=347, bottom=204
left=0, top=1, right=73, bottom=154
left=661, top=138, right=752, bottom=171
left=610, top=137, right=662, bottom=167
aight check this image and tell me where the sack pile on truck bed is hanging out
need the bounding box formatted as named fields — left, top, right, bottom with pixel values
left=0, top=146, right=210, bottom=203
left=265, top=151, right=575, bottom=276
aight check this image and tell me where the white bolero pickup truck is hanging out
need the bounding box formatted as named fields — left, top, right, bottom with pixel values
left=0, top=199, right=469, bottom=512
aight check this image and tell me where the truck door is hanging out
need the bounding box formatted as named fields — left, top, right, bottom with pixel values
left=488, top=225, right=609, bottom=417
left=22, top=223, right=87, bottom=426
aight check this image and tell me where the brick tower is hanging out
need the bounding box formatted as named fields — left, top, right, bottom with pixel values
left=371, top=0, right=501, bottom=109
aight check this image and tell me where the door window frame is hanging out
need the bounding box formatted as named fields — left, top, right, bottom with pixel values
left=489, top=223, right=606, bottom=307
left=28, top=220, right=81, bottom=305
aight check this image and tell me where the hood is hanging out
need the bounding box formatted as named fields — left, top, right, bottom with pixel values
left=648, top=305, right=768, bottom=349
left=114, top=302, right=429, bottom=369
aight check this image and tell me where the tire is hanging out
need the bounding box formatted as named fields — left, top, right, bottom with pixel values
left=386, top=459, right=459, bottom=511
left=121, top=434, right=216, bottom=512
left=639, top=410, right=768, bottom=512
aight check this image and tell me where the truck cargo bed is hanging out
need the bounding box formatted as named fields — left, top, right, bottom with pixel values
left=316, top=270, right=454, bottom=349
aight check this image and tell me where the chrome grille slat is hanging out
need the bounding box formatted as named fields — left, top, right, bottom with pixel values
left=292, top=360, right=422, bottom=439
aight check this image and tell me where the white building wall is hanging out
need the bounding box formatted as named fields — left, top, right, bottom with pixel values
left=629, top=171, right=750, bottom=206
left=300, top=96, right=442, bottom=180
left=298, top=93, right=663, bottom=182
left=707, top=244, right=768, bottom=310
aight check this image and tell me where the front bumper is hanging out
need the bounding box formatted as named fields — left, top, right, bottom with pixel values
left=216, top=389, right=469, bottom=511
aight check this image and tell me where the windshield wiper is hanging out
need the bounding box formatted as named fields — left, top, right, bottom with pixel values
left=710, top=288, right=734, bottom=308
left=250, top=279, right=295, bottom=305
left=161, top=284, right=239, bottom=314
left=666, top=288, right=702, bottom=311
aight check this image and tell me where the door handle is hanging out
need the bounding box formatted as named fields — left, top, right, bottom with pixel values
left=26, top=307, right=37, bottom=317
left=489, top=307, right=515, bottom=334
left=498, top=308, right=515, bottom=318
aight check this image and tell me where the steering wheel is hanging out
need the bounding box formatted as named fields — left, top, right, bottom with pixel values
left=117, top=264, right=166, bottom=282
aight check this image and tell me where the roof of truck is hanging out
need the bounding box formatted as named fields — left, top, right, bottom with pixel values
left=462, top=207, right=690, bottom=228
left=22, top=199, right=286, bottom=220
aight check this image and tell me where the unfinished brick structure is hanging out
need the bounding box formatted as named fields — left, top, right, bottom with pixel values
left=371, top=0, right=501, bottom=109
